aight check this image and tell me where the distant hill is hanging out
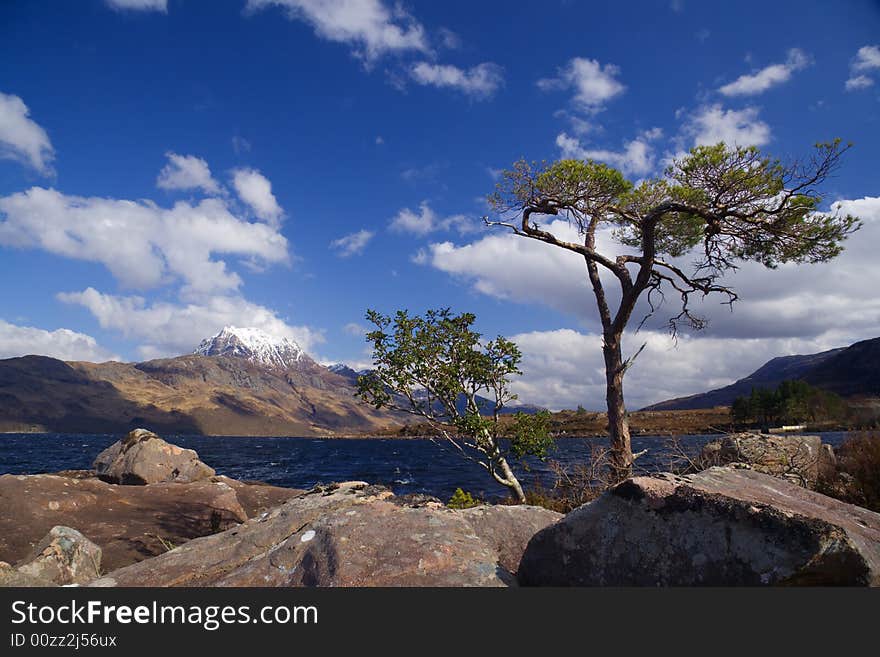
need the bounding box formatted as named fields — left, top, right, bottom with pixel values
left=645, top=337, right=880, bottom=411
left=0, top=325, right=545, bottom=436
left=0, top=327, right=404, bottom=436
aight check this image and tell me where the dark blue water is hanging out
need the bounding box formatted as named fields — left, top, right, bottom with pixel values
left=0, top=432, right=851, bottom=502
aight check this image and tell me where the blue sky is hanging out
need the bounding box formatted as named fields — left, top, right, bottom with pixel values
left=1, top=0, right=879, bottom=410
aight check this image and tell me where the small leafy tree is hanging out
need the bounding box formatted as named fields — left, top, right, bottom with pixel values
left=488, top=140, right=861, bottom=480
left=357, top=308, right=553, bottom=503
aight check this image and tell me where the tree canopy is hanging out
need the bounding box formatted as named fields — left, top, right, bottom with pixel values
left=356, top=307, right=552, bottom=502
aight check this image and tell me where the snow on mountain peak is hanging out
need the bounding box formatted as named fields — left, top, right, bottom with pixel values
left=194, top=326, right=307, bottom=369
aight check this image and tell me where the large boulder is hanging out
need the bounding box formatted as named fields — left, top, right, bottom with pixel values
left=0, top=561, right=56, bottom=587
left=518, top=467, right=880, bottom=586
left=95, top=482, right=559, bottom=587
left=698, top=433, right=835, bottom=488
left=93, top=428, right=215, bottom=485
left=456, top=505, right=562, bottom=574
left=16, top=526, right=102, bottom=585
left=0, top=473, right=298, bottom=573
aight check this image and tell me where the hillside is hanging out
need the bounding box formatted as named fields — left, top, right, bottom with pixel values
left=646, top=337, right=880, bottom=411
left=0, top=327, right=402, bottom=436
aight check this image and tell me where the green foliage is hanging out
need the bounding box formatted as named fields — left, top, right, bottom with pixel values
left=357, top=308, right=521, bottom=422
left=730, top=379, right=846, bottom=427
left=489, top=140, right=860, bottom=269
left=357, top=308, right=553, bottom=501
left=447, top=487, right=480, bottom=509
left=510, top=410, right=554, bottom=460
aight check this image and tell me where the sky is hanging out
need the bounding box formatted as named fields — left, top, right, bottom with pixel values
left=0, top=0, right=879, bottom=411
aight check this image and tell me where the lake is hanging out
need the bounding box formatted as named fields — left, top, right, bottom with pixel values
left=0, top=432, right=851, bottom=502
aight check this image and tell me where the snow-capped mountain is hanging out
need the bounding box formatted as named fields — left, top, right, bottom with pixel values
left=195, top=326, right=308, bottom=370
left=328, top=363, right=370, bottom=379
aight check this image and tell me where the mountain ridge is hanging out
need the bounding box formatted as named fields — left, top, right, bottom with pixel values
left=645, top=337, right=880, bottom=411
left=0, top=328, right=403, bottom=435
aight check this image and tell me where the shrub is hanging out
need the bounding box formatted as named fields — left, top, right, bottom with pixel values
left=832, top=431, right=880, bottom=512
left=447, top=487, right=480, bottom=509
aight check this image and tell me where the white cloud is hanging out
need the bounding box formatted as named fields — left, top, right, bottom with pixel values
left=0, top=91, right=54, bottom=176
left=0, top=319, right=118, bottom=362
left=409, top=62, right=503, bottom=100
left=330, top=228, right=374, bottom=257
left=58, top=288, right=324, bottom=360
left=537, top=57, right=625, bottom=113
left=156, top=152, right=222, bottom=195
left=105, top=0, right=167, bottom=11
left=231, top=168, right=284, bottom=227
left=245, top=0, right=429, bottom=62
left=418, top=220, right=597, bottom=319
left=389, top=201, right=477, bottom=236
left=718, top=48, right=810, bottom=97
left=686, top=104, right=771, bottom=147
left=556, top=129, right=659, bottom=175
left=852, top=44, right=880, bottom=71
left=846, top=45, right=880, bottom=91
left=343, top=322, right=368, bottom=336
left=508, top=327, right=851, bottom=411
left=0, top=187, right=288, bottom=295
left=845, top=75, right=874, bottom=91
left=415, top=200, right=880, bottom=409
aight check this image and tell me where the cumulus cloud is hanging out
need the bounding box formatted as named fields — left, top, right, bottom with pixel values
left=389, top=201, right=477, bottom=236
left=156, top=152, right=221, bottom=195
left=846, top=44, right=880, bottom=91
left=0, top=187, right=288, bottom=295
left=231, top=168, right=284, bottom=227
left=0, top=319, right=118, bottom=362
left=418, top=198, right=880, bottom=407
left=330, top=228, right=374, bottom=257
left=105, top=0, right=167, bottom=11
left=508, top=328, right=852, bottom=411
left=58, top=288, right=324, bottom=360
left=718, top=48, right=810, bottom=97
left=417, top=220, right=598, bottom=320
left=537, top=57, right=625, bottom=113
left=845, top=75, right=874, bottom=91
left=343, top=322, right=368, bottom=336
left=245, top=0, right=429, bottom=62
left=409, top=62, right=504, bottom=100
left=0, top=91, right=54, bottom=176
left=556, top=128, right=662, bottom=175
left=685, top=104, right=771, bottom=147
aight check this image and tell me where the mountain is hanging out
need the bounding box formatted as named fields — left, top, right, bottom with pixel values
left=195, top=326, right=307, bottom=370
left=328, top=364, right=546, bottom=416
left=646, top=337, right=880, bottom=411
left=0, top=329, right=405, bottom=436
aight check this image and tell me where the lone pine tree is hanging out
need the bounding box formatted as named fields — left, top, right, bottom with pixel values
left=487, top=140, right=861, bottom=480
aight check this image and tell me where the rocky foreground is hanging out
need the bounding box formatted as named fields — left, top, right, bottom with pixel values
left=1, top=428, right=878, bottom=587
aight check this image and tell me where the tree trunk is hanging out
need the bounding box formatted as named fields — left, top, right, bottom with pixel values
left=496, top=454, right=527, bottom=504
left=603, top=333, right=633, bottom=481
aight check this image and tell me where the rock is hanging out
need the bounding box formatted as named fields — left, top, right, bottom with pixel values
left=16, top=526, right=102, bottom=585
left=0, top=561, right=56, bottom=587
left=698, top=433, right=833, bottom=488
left=0, top=473, right=298, bottom=572
left=98, top=482, right=555, bottom=587
left=93, top=428, right=215, bottom=485
left=456, top=505, right=562, bottom=574
left=518, top=467, right=880, bottom=586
